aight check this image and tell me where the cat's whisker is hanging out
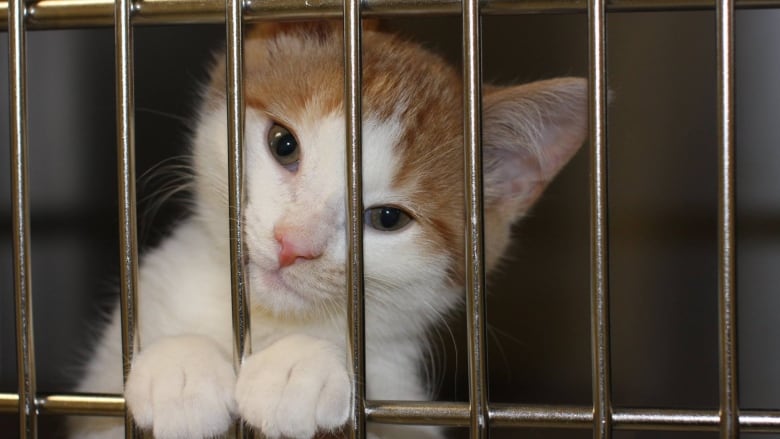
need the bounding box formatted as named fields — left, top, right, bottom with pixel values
left=486, top=324, right=514, bottom=384
left=137, top=107, right=193, bottom=127
left=485, top=322, right=528, bottom=384
left=137, top=157, right=196, bottom=245
left=430, top=312, right=460, bottom=398
left=138, top=155, right=193, bottom=181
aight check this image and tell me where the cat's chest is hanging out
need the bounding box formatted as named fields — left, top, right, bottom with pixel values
left=248, top=316, right=343, bottom=351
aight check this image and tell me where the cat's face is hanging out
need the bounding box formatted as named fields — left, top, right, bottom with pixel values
left=191, top=23, right=587, bottom=331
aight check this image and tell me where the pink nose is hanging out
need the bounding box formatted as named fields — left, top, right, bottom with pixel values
left=274, top=228, right=322, bottom=268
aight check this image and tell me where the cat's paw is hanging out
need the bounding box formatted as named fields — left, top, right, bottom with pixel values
left=125, top=335, right=236, bottom=439
left=235, top=334, right=351, bottom=439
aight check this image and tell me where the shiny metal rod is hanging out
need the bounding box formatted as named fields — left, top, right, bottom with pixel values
left=114, top=0, right=140, bottom=433
left=225, top=0, right=251, bottom=435
left=343, top=3, right=366, bottom=438
left=716, top=0, right=739, bottom=436
left=36, top=395, right=126, bottom=416
left=1, top=0, right=780, bottom=30
left=365, top=401, right=780, bottom=432
left=3, top=394, right=780, bottom=432
left=462, top=0, right=489, bottom=435
left=2, top=393, right=780, bottom=432
left=588, top=0, right=612, bottom=436
left=8, top=0, right=37, bottom=433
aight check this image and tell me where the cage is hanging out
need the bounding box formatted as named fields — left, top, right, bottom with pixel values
left=1, top=0, right=780, bottom=438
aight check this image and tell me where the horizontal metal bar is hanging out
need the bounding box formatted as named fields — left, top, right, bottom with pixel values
left=37, top=395, right=126, bottom=416
left=614, top=408, right=721, bottom=431
left=366, top=401, right=471, bottom=427
left=491, top=403, right=593, bottom=429
left=0, top=394, right=125, bottom=416
left=2, top=395, right=780, bottom=432
left=0, top=393, right=19, bottom=413
left=365, top=401, right=780, bottom=433
left=0, top=0, right=778, bottom=30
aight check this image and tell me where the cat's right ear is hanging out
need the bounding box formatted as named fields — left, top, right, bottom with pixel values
left=480, top=77, right=587, bottom=270
left=482, top=77, right=588, bottom=218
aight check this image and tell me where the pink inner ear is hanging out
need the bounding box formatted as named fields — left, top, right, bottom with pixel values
left=481, top=77, right=588, bottom=215
left=483, top=146, right=548, bottom=213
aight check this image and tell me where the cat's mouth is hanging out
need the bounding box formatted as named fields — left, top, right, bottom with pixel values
left=249, top=263, right=300, bottom=295
left=246, top=260, right=326, bottom=315
left=258, top=269, right=295, bottom=293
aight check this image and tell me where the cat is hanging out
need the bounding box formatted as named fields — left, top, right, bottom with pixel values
left=69, top=21, right=587, bottom=439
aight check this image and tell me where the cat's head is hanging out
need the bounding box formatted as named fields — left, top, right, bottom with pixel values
left=191, top=22, right=586, bottom=333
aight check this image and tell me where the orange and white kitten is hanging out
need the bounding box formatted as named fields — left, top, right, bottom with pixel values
left=70, top=22, right=586, bottom=439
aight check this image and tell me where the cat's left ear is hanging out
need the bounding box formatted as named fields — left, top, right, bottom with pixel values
left=482, top=77, right=587, bottom=217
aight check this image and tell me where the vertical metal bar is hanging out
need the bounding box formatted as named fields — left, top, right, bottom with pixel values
left=114, top=0, right=139, bottom=435
left=8, top=0, right=37, bottom=435
left=462, top=0, right=489, bottom=436
left=587, top=0, right=612, bottom=437
left=716, top=0, right=738, bottom=436
left=225, top=0, right=251, bottom=436
left=343, top=4, right=366, bottom=439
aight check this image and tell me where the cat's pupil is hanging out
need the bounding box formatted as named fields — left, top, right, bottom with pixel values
left=379, top=207, right=400, bottom=229
left=275, top=133, right=296, bottom=157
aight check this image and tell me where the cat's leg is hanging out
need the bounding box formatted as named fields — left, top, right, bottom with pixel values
left=235, top=333, right=351, bottom=439
left=124, top=334, right=236, bottom=439
left=69, top=312, right=125, bottom=439
left=364, top=348, right=444, bottom=439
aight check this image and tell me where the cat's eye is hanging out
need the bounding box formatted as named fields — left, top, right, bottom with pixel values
left=268, top=123, right=300, bottom=171
left=364, top=206, right=413, bottom=232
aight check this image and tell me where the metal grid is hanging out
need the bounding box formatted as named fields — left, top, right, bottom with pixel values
left=1, top=0, right=779, bottom=438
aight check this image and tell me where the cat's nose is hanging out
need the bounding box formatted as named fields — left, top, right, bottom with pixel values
left=274, top=227, right=323, bottom=268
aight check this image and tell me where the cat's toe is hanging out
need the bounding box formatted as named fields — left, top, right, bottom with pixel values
left=277, top=360, right=350, bottom=437
left=125, top=335, right=236, bottom=439
left=236, top=334, right=350, bottom=439
left=148, top=375, right=235, bottom=439
left=314, top=369, right=351, bottom=431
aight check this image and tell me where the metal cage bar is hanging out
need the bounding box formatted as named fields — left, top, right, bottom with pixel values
left=8, top=0, right=37, bottom=433
left=3, top=394, right=780, bottom=432
left=343, top=2, right=367, bottom=439
left=114, top=0, right=140, bottom=435
left=587, top=0, right=612, bottom=437
left=716, top=0, right=739, bottom=437
left=0, top=0, right=772, bottom=436
left=461, top=0, right=489, bottom=436
left=224, top=0, right=252, bottom=436
left=1, top=0, right=780, bottom=30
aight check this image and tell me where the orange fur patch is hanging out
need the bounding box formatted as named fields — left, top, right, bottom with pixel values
left=208, top=22, right=471, bottom=285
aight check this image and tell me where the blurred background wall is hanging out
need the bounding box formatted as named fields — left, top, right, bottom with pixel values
left=1, top=9, right=778, bottom=438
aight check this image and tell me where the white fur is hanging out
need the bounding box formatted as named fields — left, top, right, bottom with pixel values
left=70, top=41, right=585, bottom=437
left=71, top=103, right=452, bottom=439
left=235, top=334, right=350, bottom=438
left=124, top=335, right=236, bottom=438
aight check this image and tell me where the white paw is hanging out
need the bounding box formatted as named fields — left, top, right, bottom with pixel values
left=125, top=335, right=236, bottom=439
left=235, top=334, right=351, bottom=439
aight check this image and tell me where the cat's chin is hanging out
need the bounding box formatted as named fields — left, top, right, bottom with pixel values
left=248, top=264, right=333, bottom=318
